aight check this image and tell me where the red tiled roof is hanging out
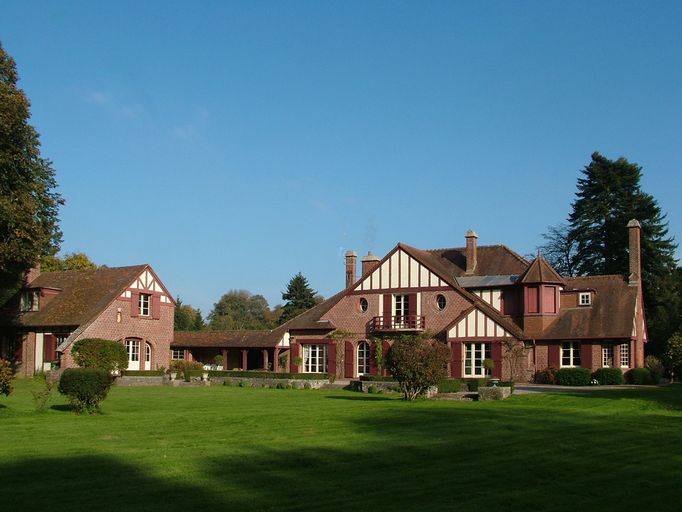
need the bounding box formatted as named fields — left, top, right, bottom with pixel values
left=173, top=330, right=279, bottom=348
left=426, top=245, right=529, bottom=277
left=540, top=275, right=638, bottom=340
left=518, top=256, right=566, bottom=285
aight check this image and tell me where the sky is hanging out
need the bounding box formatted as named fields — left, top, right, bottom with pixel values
left=1, top=1, right=681, bottom=315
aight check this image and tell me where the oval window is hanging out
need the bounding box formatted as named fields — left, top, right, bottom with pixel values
left=360, top=298, right=368, bottom=312
left=436, top=294, right=446, bottom=311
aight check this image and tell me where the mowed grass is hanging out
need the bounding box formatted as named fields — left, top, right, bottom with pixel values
left=1, top=380, right=681, bottom=511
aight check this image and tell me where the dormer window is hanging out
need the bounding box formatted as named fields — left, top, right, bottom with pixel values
left=579, top=292, right=592, bottom=306
left=21, top=290, right=39, bottom=312
left=139, top=293, right=152, bottom=316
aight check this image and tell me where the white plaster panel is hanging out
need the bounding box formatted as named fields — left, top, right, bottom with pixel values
left=400, top=251, right=409, bottom=288
left=476, top=311, right=485, bottom=337
left=390, top=253, right=399, bottom=288
left=466, top=311, right=476, bottom=337
left=410, top=258, right=419, bottom=287
left=371, top=269, right=380, bottom=290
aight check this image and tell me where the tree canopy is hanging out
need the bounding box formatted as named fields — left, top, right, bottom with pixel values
left=0, top=43, right=63, bottom=291
left=541, top=152, right=679, bottom=348
left=278, top=273, right=319, bottom=325
left=208, top=290, right=273, bottom=330
left=41, top=252, right=98, bottom=272
left=174, top=297, right=205, bottom=331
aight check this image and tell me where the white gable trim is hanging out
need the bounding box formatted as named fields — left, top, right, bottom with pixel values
left=354, top=248, right=445, bottom=292
left=448, top=308, right=511, bottom=339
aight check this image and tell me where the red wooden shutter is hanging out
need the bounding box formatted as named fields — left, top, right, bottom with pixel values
left=451, top=342, right=462, bottom=378
left=527, top=287, right=539, bottom=314
left=581, top=342, right=593, bottom=370
left=43, top=335, right=56, bottom=362
left=492, top=342, right=502, bottom=379
left=383, top=294, right=392, bottom=328
left=130, top=292, right=139, bottom=317
left=327, top=341, right=336, bottom=376
left=290, top=343, right=300, bottom=373
left=152, top=295, right=161, bottom=319
left=344, top=341, right=354, bottom=378
left=408, top=293, right=417, bottom=327
left=548, top=343, right=560, bottom=368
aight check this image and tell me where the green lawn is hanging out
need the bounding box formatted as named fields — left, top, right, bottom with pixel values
left=1, top=380, right=681, bottom=511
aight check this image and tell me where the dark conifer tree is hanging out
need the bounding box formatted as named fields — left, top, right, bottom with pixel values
left=279, top=273, right=318, bottom=324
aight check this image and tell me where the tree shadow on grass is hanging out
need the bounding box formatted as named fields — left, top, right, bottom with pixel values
left=50, top=404, right=73, bottom=412
left=556, top=385, right=682, bottom=411
left=325, top=394, right=397, bottom=401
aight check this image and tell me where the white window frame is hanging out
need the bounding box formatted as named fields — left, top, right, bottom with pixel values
left=394, top=294, right=409, bottom=327
left=145, top=343, right=151, bottom=363
left=21, top=290, right=39, bottom=312
left=620, top=343, right=630, bottom=368
left=357, top=341, right=370, bottom=375
left=464, top=342, right=491, bottom=377
left=171, top=349, right=185, bottom=360
left=436, top=294, right=446, bottom=311
left=602, top=344, right=614, bottom=368
left=359, top=298, right=368, bottom=313
left=303, top=344, right=328, bottom=373
left=139, top=293, right=151, bottom=316
left=579, top=292, right=591, bottom=306
left=126, top=339, right=140, bottom=362
left=561, top=342, right=581, bottom=368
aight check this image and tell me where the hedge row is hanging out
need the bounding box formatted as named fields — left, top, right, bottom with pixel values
left=593, top=367, right=624, bottom=385
left=207, top=371, right=332, bottom=380
left=556, top=367, right=592, bottom=386
left=626, top=368, right=654, bottom=385
left=120, top=370, right=165, bottom=377
left=359, top=375, right=397, bottom=382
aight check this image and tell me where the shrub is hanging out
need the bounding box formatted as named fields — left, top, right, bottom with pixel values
left=31, top=376, right=54, bottom=411
left=386, top=336, right=451, bottom=401
left=304, top=382, right=312, bottom=390
left=276, top=382, right=286, bottom=389
left=464, top=379, right=489, bottom=392
left=534, top=366, right=558, bottom=384
left=645, top=355, right=664, bottom=384
left=556, top=368, right=591, bottom=386
left=224, top=378, right=233, bottom=386
left=71, top=338, right=128, bottom=373
left=593, top=367, right=624, bottom=385
left=626, top=368, right=653, bottom=385
left=359, top=375, right=396, bottom=382
left=367, top=385, right=378, bottom=394
left=438, top=378, right=463, bottom=393
left=238, top=380, right=249, bottom=388
left=0, top=358, right=14, bottom=396
left=58, top=368, right=113, bottom=414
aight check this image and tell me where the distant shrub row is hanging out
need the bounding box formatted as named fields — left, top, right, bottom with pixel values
left=210, top=371, right=332, bottom=381
left=120, top=370, right=164, bottom=377
left=537, top=365, right=660, bottom=386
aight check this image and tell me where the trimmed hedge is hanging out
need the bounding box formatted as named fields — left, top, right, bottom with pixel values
left=58, top=368, right=113, bottom=414
left=626, top=368, right=654, bottom=385
left=437, top=378, right=463, bottom=393
left=120, top=370, right=164, bottom=377
left=593, top=367, right=624, bottom=385
left=464, top=378, right=490, bottom=392
left=209, top=371, right=331, bottom=381
left=556, top=368, right=591, bottom=386
left=359, top=375, right=397, bottom=382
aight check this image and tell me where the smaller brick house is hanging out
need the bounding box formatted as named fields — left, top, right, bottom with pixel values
left=0, top=264, right=175, bottom=377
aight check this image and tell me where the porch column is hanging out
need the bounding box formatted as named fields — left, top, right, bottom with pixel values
left=273, top=348, right=280, bottom=373
left=262, top=349, right=269, bottom=371
left=241, top=349, right=248, bottom=370
left=221, top=348, right=228, bottom=370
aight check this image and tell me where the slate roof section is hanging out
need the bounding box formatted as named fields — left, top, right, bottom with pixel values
left=540, top=275, right=638, bottom=340
left=426, top=245, right=529, bottom=278
left=518, top=256, right=567, bottom=285
left=10, top=265, right=147, bottom=328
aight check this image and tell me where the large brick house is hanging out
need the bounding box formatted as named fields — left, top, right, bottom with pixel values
left=0, top=264, right=175, bottom=377
left=173, top=220, right=647, bottom=382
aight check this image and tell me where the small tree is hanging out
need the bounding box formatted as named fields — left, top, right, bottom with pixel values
left=58, top=368, right=113, bottom=414
left=279, top=273, right=318, bottom=324
left=386, top=336, right=451, bottom=401
left=663, top=331, right=682, bottom=383
left=502, top=339, right=527, bottom=386
left=0, top=358, right=14, bottom=396
left=71, top=338, right=128, bottom=373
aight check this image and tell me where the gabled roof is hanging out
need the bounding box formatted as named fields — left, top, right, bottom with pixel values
left=540, top=275, right=638, bottom=340
left=426, top=245, right=529, bottom=278
left=8, top=265, right=148, bottom=328
left=518, top=256, right=566, bottom=285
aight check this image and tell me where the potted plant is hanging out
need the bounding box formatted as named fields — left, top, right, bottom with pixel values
left=483, top=358, right=495, bottom=384
left=214, top=354, right=223, bottom=370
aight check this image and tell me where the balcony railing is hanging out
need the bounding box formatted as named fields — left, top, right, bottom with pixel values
left=371, top=315, right=425, bottom=332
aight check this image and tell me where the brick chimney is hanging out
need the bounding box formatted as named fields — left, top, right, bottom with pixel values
left=25, top=262, right=41, bottom=285
left=627, top=219, right=642, bottom=287
left=345, top=250, right=357, bottom=288
left=361, top=251, right=380, bottom=276
left=465, top=230, right=478, bottom=275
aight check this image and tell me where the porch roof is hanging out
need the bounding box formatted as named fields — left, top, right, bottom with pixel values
left=172, top=330, right=280, bottom=348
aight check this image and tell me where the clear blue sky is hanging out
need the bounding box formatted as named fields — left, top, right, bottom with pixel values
left=2, top=1, right=681, bottom=315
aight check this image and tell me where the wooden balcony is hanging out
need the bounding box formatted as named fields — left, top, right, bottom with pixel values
left=371, top=315, right=426, bottom=332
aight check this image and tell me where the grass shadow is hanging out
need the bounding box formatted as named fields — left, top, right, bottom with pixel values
left=49, top=404, right=73, bottom=412
left=325, top=394, right=397, bottom=401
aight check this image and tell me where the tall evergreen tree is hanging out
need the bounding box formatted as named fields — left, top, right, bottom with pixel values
left=279, top=273, right=318, bottom=325
left=568, top=152, right=679, bottom=347
left=0, top=43, right=63, bottom=293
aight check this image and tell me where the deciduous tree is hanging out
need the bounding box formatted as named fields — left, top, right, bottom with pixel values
left=41, top=252, right=97, bottom=272
left=208, top=290, right=272, bottom=330
left=0, top=43, right=63, bottom=292
left=174, top=297, right=205, bottom=331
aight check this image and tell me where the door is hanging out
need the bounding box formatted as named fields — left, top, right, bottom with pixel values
left=126, top=339, right=140, bottom=371
left=394, top=294, right=409, bottom=328
left=357, top=341, right=370, bottom=376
